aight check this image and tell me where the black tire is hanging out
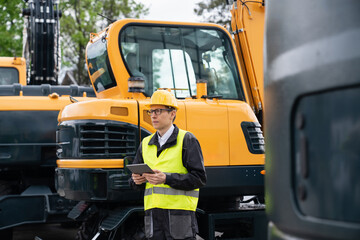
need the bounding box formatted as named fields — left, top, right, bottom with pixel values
left=0, top=181, right=14, bottom=240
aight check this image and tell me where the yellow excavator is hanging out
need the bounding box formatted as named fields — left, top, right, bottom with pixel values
left=55, top=1, right=266, bottom=239
left=0, top=1, right=95, bottom=238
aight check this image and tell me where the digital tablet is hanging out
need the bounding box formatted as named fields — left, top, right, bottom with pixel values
left=126, top=163, right=154, bottom=175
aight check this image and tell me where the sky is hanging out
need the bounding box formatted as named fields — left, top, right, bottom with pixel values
left=137, top=0, right=203, bottom=22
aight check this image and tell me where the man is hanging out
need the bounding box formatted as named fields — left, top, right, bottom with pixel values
left=129, top=90, right=207, bottom=240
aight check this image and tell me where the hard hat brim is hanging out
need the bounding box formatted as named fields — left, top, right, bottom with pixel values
left=144, top=103, right=178, bottom=110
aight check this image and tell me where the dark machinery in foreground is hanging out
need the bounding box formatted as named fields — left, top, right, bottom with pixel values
left=265, top=0, right=360, bottom=239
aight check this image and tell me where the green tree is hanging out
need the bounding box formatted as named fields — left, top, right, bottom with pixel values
left=60, top=0, right=148, bottom=85
left=0, top=0, right=25, bottom=57
left=194, top=0, right=232, bottom=27
left=0, top=0, right=148, bottom=85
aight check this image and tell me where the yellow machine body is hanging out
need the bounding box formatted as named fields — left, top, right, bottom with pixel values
left=58, top=97, right=262, bottom=168
left=56, top=18, right=265, bottom=202
left=0, top=94, right=92, bottom=111
left=57, top=19, right=264, bottom=169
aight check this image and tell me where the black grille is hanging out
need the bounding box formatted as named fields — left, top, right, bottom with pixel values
left=79, top=124, right=136, bottom=158
left=241, top=122, right=265, bottom=154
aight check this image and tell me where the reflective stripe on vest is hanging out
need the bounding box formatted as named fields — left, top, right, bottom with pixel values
left=144, top=186, right=200, bottom=198
left=142, top=129, right=199, bottom=211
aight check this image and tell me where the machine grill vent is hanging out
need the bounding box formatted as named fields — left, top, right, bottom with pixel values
left=241, top=121, right=265, bottom=154
left=79, top=124, right=136, bottom=158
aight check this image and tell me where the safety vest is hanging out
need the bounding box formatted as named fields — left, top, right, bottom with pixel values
left=142, top=129, right=199, bottom=211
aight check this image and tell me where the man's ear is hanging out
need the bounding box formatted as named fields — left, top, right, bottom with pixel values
left=171, top=111, right=176, bottom=122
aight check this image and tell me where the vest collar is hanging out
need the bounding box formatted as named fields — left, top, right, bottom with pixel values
left=157, top=124, right=175, bottom=147
left=148, top=124, right=179, bottom=149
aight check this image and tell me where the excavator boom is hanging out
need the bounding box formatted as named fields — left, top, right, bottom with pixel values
left=231, top=0, right=265, bottom=122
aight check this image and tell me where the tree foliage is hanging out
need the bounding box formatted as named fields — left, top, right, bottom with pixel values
left=0, top=0, right=148, bottom=85
left=60, top=0, right=148, bottom=85
left=0, top=0, right=25, bottom=57
left=194, top=0, right=232, bottom=27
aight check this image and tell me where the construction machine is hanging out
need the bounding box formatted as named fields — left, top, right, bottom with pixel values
left=55, top=1, right=266, bottom=239
left=265, top=0, right=360, bottom=239
left=0, top=0, right=95, bottom=238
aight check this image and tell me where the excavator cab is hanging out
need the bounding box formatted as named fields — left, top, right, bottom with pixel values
left=86, top=20, right=245, bottom=101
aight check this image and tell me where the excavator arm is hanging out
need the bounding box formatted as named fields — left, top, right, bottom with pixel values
left=230, top=0, right=265, bottom=123
left=22, top=0, right=61, bottom=85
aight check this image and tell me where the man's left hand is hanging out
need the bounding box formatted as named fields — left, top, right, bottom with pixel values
left=143, top=169, right=166, bottom=185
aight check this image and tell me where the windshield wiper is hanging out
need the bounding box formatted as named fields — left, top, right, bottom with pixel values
left=201, top=95, right=223, bottom=99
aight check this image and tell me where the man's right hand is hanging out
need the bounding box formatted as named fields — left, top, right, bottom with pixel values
left=132, top=173, right=147, bottom=185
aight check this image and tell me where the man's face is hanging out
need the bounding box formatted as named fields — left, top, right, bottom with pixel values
left=150, top=105, right=175, bottom=132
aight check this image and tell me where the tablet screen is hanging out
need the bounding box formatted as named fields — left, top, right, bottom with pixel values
left=126, top=163, right=154, bottom=174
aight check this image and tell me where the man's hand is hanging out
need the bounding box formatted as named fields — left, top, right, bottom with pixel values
left=143, top=169, right=166, bottom=185
left=132, top=173, right=147, bottom=185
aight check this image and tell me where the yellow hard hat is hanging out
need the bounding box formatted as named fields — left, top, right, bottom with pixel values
left=146, top=90, right=178, bottom=110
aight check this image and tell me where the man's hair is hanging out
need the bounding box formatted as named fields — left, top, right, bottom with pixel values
left=166, top=106, right=176, bottom=122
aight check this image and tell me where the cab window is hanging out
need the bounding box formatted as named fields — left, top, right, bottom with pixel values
left=152, top=49, right=196, bottom=98
left=86, top=38, right=116, bottom=92
left=0, top=67, right=19, bottom=85
left=120, top=25, right=244, bottom=100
